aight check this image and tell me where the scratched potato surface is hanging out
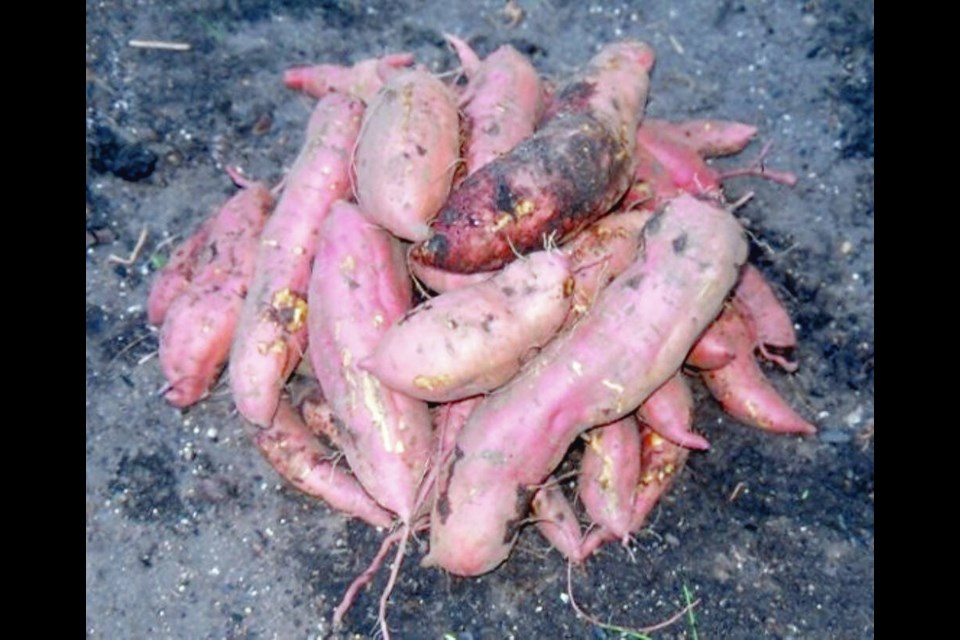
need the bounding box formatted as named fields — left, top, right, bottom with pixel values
left=85, top=1, right=874, bottom=637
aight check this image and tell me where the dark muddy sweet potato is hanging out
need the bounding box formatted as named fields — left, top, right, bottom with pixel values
left=410, top=41, right=655, bottom=273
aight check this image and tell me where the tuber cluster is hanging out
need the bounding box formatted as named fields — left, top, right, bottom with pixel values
left=148, top=36, right=815, bottom=637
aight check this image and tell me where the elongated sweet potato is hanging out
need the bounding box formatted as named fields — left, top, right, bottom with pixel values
left=424, top=194, right=747, bottom=576
left=580, top=425, right=690, bottom=557
left=637, top=373, right=709, bottom=450
left=354, top=68, right=460, bottom=241
left=308, top=201, right=433, bottom=522
left=361, top=250, right=573, bottom=403
left=531, top=478, right=586, bottom=563
left=643, top=119, right=757, bottom=158
left=732, top=264, right=798, bottom=371
left=230, top=93, right=364, bottom=426
left=158, top=173, right=273, bottom=407
left=578, top=415, right=642, bottom=541
left=701, top=305, right=816, bottom=435
left=147, top=218, right=213, bottom=326
left=283, top=53, right=415, bottom=103
left=561, top=209, right=652, bottom=323
left=446, top=36, right=544, bottom=174
left=254, top=399, right=394, bottom=528
left=411, top=41, right=655, bottom=273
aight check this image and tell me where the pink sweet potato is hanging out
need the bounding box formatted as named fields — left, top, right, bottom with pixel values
left=446, top=36, right=544, bottom=174
left=643, top=119, right=757, bottom=158
left=283, top=53, right=415, bottom=104
left=362, top=250, right=573, bottom=403
left=230, top=93, right=364, bottom=426
left=147, top=218, right=213, bottom=326
left=701, top=305, right=816, bottom=435
left=561, top=209, right=652, bottom=323
left=308, top=201, right=433, bottom=522
left=354, top=68, right=460, bottom=241
left=407, top=255, right=495, bottom=293
left=158, top=173, right=273, bottom=407
left=424, top=194, right=747, bottom=576
left=578, top=415, right=642, bottom=541
left=637, top=373, right=709, bottom=450
left=580, top=425, right=690, bottom=556
left=254, top=399, right=394, bottom=528
left=733, top=264, right=798, bottom=372
left=531, top=478, right=586, bottom=563
left=411, top=41, right=655, bottom=273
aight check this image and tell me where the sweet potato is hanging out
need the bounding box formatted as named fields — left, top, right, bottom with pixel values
left=643, top=119, right=757, bottom=158
left=446, top=36, right=544, bottom=174
left=283, top=53, right=415, bottom=104
left=158, top=172, right=273, bottom=407
left=701, top=304, right=815, bottom=434
left=411, top=41, right=655, bottom=273
left=580, top=425, right=690, bottom=557
left=361, top=250, right=573, bottom=403
left=578, top=415, right=642, bottom=541
left=407, top=253, right=495, bottom=293
left=230, top=93, right=364, bottom=426
left=732, top=264, right=798, bottom=372
left=531, top=478, right=586, bottom=563
left=637, top=373, right=709, bottom=450
left=147, top=218, right=213, bottom=326
left=424, top=194, right=747, bottom=576
left=354, top=68, right=460, bottom=241
left=308, top=201, right=433, bottom=522
left=254, top=399, right=394, bottom=528
left=561, top=209, right=652, bottom=323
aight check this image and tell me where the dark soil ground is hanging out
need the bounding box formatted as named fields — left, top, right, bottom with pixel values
left=86, top=1, right=874, bottom=638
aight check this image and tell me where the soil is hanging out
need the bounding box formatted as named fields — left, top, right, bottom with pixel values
left=86, top=1, right=874, bottom=638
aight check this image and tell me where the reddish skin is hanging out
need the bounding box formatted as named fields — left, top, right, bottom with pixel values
left=443, top=33, right=481, bottom=78
left=531, top=479, right=586, bottom=563
left=580, top=426, right=690, bottom=559
left=361, top=251, right=573, bottom=403
left=158, top=175, right=273, bottom=407
left=561, top=209, right=652, bottom=325
left=423, top=195, right=747, bottom=576
left=643, top=119, right=757, bottom=158
left=638, top=373, right=710, bottom=450
left=308, top=202, right=433, bottom=523
left=253, top=400, right=394, bottom=529
left=634, top=124, right=723, bottom=201
left=147, top=218, right=212, bottom=326
left=701, top=305, right=816, bottom=435
left=578, top=415, right=642, bottom=541
left=447, top=37, right=544, bottom=174
left=411, top=41, right=655, bottom=274
left=229, top=93, right=364, bottom=427
left=733, top=264, right=799, bottom=372
left=687, top=323, right=737, bottom=370
left=283, top=53, right=415, bottom=103
left=354, top=68, right=460, bottom=241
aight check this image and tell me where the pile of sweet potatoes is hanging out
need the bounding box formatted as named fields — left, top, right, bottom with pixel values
left=148, top=36, right=814, bottom=635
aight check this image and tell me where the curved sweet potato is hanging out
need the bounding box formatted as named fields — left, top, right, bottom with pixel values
left=254, top=399, right=394, bottom=528
left=701, top=305, right=816, bottom=435
left=733, top=264, right=798, bottom=372
left=354, top=68, right=460, bottom=241
left=230, top=93, right=364, bottom=426
left=578, top=415, right=642, bottom=541
left=158, top=174, right=273, bottom=407
left=362, top=250, right=573, bottom=403
left=423, top=194, right=747, bottom=576
left=308, top=201, right=433, bottom=522
left=643, top=119, right=757, bottom=158
left=411, top=41, right=655, bottom=273
left=147, top=219, right=212, bottom=326
left=283, top=53, right=415, bottom=104
left=449, top=38, right=544, bottom=174
left=637, top=373, right=709, bottom=450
